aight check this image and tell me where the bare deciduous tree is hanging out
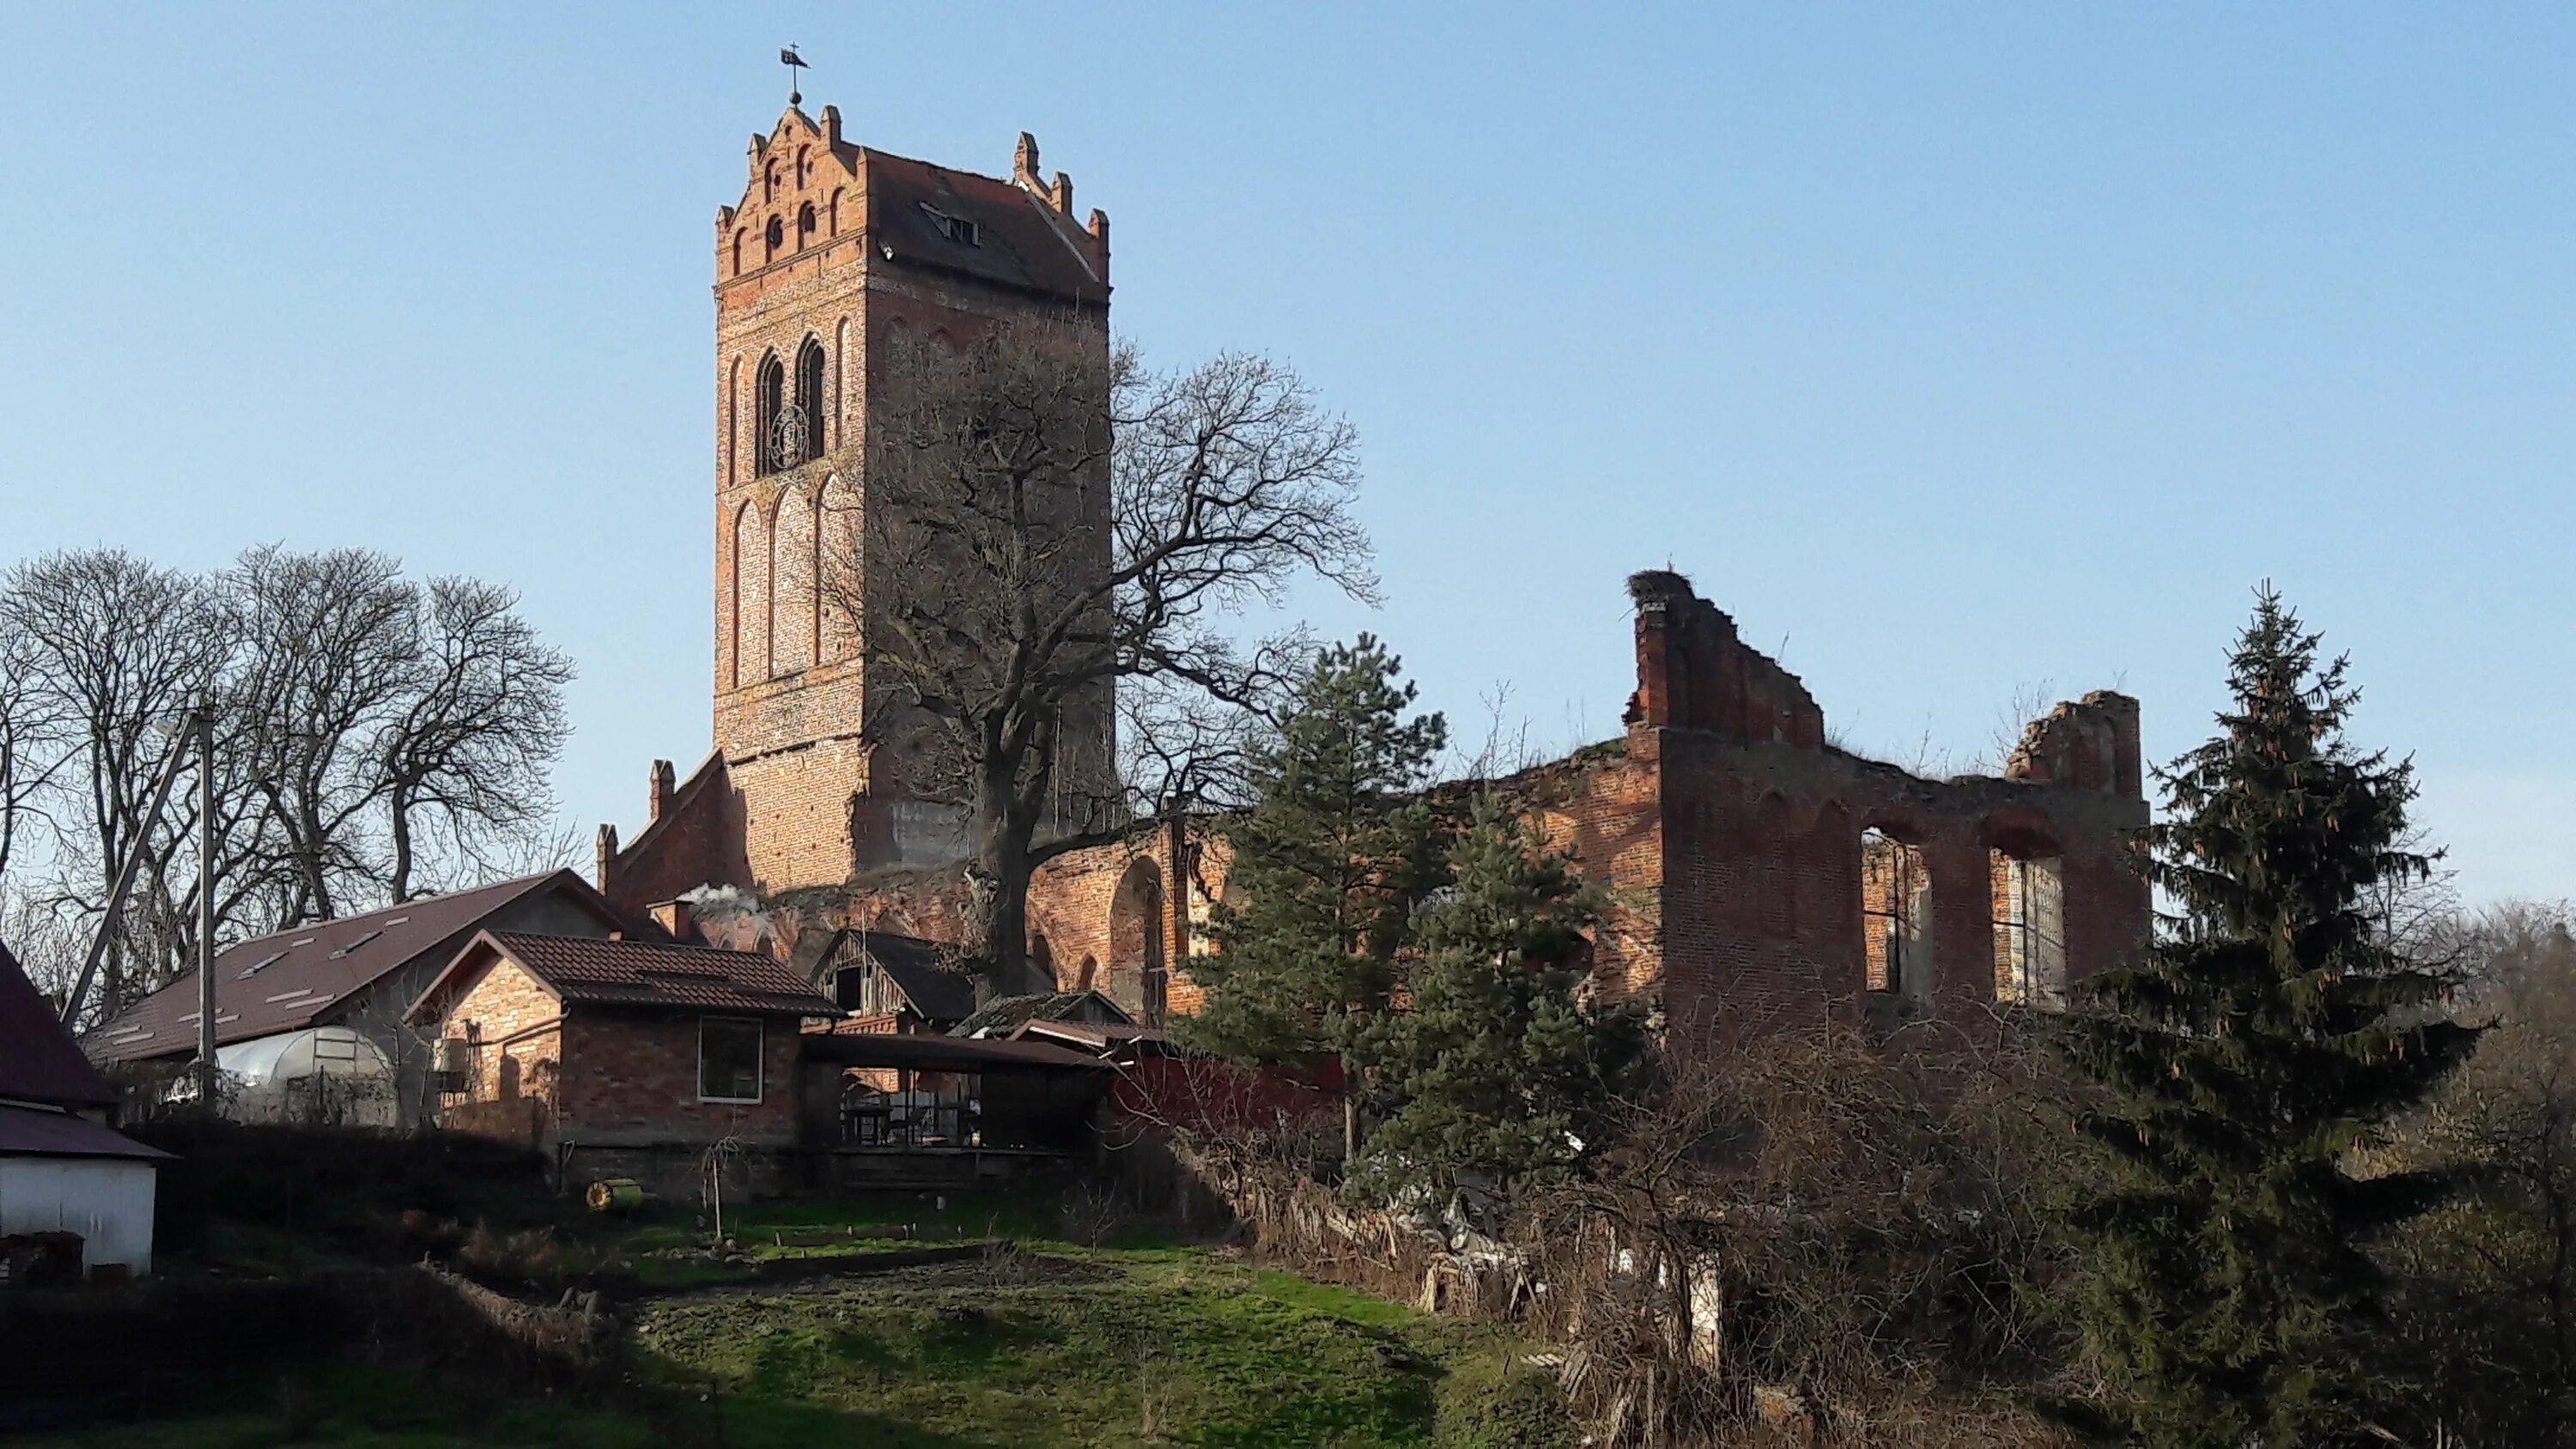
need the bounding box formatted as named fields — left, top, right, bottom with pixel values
left=830, top=317, right=1371, bottom=991
left=380, top=577, right=574, bottom=902
left=0, top=547, right=576, bottom=1018
left=0, top=550, right=223, bottom=1014
left=228, top=543, right=418, bottom=921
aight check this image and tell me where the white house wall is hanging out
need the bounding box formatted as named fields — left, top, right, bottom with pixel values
left=0, top=1157, right=156, bottom=1275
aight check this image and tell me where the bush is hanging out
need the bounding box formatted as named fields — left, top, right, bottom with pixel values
left=131, top=1117, right=554, bottom=1259
left=1434, top=1352, right=1574, bottom=1449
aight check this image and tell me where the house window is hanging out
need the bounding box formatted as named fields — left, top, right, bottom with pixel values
left=698, top=1016, right=764, bottom=1103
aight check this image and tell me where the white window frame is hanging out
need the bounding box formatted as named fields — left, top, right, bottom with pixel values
left=697, top=1016, right=766, bottom=1105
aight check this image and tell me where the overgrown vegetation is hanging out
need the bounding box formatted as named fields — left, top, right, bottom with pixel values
left=2053, top=586, right=2479, bottom=1447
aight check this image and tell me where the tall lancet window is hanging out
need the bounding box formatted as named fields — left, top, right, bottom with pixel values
left=794, top=337, right=828, bottom=462
left=756, top=355, right=787, bottom=476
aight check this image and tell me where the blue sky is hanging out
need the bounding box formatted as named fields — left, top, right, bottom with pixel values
left=2, top=5, right=2568, bottom=902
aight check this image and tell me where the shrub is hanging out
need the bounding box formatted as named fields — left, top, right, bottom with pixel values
left=1433, top=1352, right=1573, bottom=1449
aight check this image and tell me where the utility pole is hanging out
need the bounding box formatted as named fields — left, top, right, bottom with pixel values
left=58, top=710, right=199, bottom=1028
left=195, top=710, right=218, bottom=1106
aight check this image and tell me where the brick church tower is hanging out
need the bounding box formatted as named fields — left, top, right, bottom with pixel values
left=602, top=106, right=1114, bottom=908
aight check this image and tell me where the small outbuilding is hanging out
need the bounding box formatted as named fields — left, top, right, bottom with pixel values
left=407, top=931, right=835, bottom=1199
left=0, top=938, right=171, bottom=1281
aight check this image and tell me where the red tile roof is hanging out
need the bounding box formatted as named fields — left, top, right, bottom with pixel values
left=0, top=940, right=118, bottom=1109
left=0, top=1104, right=172, bottom=1161
left=465, top=933, right=835, bottom=1019
left=90, top=871, right=617, bottom=1063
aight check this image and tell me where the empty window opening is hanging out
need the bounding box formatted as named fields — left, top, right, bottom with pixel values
left=835, top=961, right=896, bottom=1016
left=920, top=203, right=979, bottom=246
left=797, top=201, right=817, bottom=244
left=764, top=215, right=784, bottom=260
left=1990, top=846, right=2067, bottom=1008
left=1109, top=859, right=1169, bottom=1022
left=1862, top=828, right=1933, bottom=1009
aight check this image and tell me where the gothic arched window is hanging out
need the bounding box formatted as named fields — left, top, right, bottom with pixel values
left=755, top=355, right=786, bottom=476
left=794, top=338, right=828, bottom=461
left=797, top=202, right=816, bottom=246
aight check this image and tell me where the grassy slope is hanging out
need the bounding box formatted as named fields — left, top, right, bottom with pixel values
left=31, top=1194, right=1517, bottom=1449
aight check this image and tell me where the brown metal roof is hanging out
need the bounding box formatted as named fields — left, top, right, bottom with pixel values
left=0, top=940, right=118, bottom=1109
left=800, top=1031, right=1112, bottom=1073
left=0, top=1104, right=172, bottom=1161
left=89, top=871, right=611, bottom=1064
left=467, top=932, right=835, bottom=1019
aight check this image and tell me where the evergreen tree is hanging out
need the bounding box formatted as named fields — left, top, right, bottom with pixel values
left=1182, top=636, right=1449, bottom=1154
left=1352, top=795, right=1647, bottom=1205
left=2057, top=586, right=2478, bottom=1448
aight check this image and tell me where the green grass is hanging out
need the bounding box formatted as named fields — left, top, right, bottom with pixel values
left=629, top=1247, right=1507, bottom=1448
left=32, top=1195, right=1540, bottom=1449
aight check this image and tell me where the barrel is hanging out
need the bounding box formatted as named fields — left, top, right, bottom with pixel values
left=586, top=1178, right=645, bottom=1213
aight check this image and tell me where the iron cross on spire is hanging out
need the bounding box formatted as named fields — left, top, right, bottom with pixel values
left=781, top=44, right=809, bottom=107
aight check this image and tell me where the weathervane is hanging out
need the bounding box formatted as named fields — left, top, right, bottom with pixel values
left=781, top=45, right=809, bottom=107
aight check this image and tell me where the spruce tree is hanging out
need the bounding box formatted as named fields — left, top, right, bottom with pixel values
left=2057, top=586, right=2477, bottom=1448
left=1182, top=636, right=1449, bottom=1155
left=1352, top=794, right=1647, bottom=1206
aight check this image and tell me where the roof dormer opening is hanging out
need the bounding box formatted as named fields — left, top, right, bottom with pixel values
left=920, top=203, right=980, bottom=247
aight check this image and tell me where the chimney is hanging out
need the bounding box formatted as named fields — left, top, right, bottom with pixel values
left=1013, top=131, right=1041, bottom=187
left=594, top=822, right=619, bottom=890
left=649, top=759, right=677, bottom=820
left=650, top=898, right=698, bottom=943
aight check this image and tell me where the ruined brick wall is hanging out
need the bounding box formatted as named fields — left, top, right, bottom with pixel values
left=1498, top=743, right=1667, bottom=1004
left=1625, top=573, right=2148, bottom=1042
left=555, top=1010, right=801, bottom=1149
left=712, top=818, right=1207, bottom=1022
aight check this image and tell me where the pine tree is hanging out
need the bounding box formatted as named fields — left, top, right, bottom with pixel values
left=1181, top=636, right=1449, bottom=1155
left=2057, top=586, right=2478, bottom=1448
left=1351, top=794, right=1647, bottom=1206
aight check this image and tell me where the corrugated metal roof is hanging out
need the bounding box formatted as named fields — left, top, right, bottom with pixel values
left=951, top=990, right=1135, bottom=1039
left=0, top=940, right=118, bottom=1109
left=800, top=1031, right=1111, bottom=1072
left=0, top=1104, right=172, bottom=1161
left=484, top=933, right=835, bottom=1019
left=88, top=871, right=606, bottom=1064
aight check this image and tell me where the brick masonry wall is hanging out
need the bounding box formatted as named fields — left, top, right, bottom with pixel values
left=1629, top=576, right=2148, bottom=1046
left=441, top=955, right=563, bottom=1123
left=702, top=109, right=1115, bottom=898
left=556, top=1009, right=802, bottom=1149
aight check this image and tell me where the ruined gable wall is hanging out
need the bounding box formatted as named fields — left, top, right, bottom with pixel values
left=1626, top=573, right=2148, bottom=1041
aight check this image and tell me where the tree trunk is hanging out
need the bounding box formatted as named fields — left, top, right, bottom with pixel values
left=388, top=785, right=416, bottom=904
left=969, top=761, right=1033, bottom=999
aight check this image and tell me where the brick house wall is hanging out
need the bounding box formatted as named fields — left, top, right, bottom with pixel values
left=443, top=957, right=563, bottom=1119
left=556, top=1011, right=801, bottom=1150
